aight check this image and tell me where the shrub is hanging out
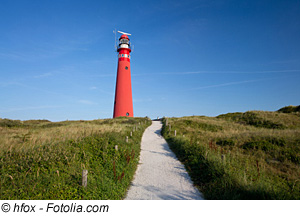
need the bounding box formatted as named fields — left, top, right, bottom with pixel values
left=241, top=137, right=286, bottom=152
left=216, top=139, right=235, bottom=147
left=0, top=119, right=24, bottom=127
left=218, top=112, right=285, bottom=129
left=179, top=119, right=222, bottom=132
left=241, top=140, right=277, bottom=151
left=277, top=105, right=300, bottom=113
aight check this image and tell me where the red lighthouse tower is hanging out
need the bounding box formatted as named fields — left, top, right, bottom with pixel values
left=113, top=31, right=134, bottom=118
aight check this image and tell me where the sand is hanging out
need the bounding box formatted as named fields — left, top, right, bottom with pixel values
left=125, top=120, right=203, bottom=200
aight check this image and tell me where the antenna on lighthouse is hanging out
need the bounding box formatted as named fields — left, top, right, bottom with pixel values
left=113, top=29, right=117, bottom=51
left=117, top=30, right=131, bottom=36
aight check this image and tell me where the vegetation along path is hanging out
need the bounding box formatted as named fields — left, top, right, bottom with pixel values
left=125, top=121, right=203, bottom=200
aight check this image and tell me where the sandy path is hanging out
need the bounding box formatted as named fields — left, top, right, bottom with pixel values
left=125, top=121, right=203, bottom=200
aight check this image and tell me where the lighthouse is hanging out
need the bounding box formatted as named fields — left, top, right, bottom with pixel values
left=113, top=31, right=134, bottom=118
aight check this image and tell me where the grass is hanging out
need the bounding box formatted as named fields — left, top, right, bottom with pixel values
left=277, top=105, right=300, bottom=114
left=0, top=117, right=151, bottom=199
left=162, top=108, right=300, bottom=199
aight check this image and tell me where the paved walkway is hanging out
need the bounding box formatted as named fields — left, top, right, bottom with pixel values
left=125, top=121, right=203, bottom=200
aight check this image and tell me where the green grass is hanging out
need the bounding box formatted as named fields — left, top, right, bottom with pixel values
left=277, top=105, right=300, bottom=114
left=0, top=117, right=151, bottom=199
left=162, top=109, right=300, bottom=199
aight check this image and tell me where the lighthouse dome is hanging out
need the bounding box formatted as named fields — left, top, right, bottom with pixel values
left=120, top=34, right=129, bottom=40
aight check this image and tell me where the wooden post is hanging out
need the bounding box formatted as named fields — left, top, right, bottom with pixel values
left=221, top=154, right=225, bottom=163
left=130, top=131, right=132, bottom=137
left=82, top=169, right=88, bottom=187
left=126, top=136, right=128, bottom=143
left=174, top=130, right=177, bottom=136
left=169, top=124, right=171, bottom=132
left=115, top=145, right=118, bottom=151
left=166, top=118, right=168, bottom=126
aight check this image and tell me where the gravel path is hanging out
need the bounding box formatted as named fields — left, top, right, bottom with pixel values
left=125, top=121, right=203, bottom=200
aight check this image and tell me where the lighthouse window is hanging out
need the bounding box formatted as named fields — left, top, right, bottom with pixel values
left=122, top=54, right=124, bottom=57
left=126, top=112, right=129, bottom=116
left=125, top=66, right=128, bottom=70
left=120, top=39, right=129, bottom=44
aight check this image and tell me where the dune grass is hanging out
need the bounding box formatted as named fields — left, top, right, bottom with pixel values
left=0, top=117, right=151, bottom=199
left=162, top=110, right=300, bottom=199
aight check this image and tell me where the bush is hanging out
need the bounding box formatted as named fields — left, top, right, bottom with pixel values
left=216, top=139, right=235, bottom=147
left=241, top=137, right=286, bottom=152
left=0, top=119, right=24, bottom=127
left=179, top=119, right=222, bottom=132
left=241, top=140, right=277, bottom=151
left=277, top=105, right=300, bottom=113
left=218, top=112, right=285, bottom=129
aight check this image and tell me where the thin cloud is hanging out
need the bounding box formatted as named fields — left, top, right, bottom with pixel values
left=0, top=81, right=24, bottom=87
left=0, top=105, right=62, bottom=113
left=94, top=88, right=114, bottom=96
left=178, top=70, right=300, bottom=75
left=33, top=73, right=53, bottom=78
left=88, top=86, right=113, bottom=95
left=133, top=98, right=152, bottom=103
left=186, top=79, right=261, bottom=91
left=186, top=74, right=299, bottom=91
left=0, top=52, right=25, bottom=60
left=137, top=69, right=300, bottom=76
left=0, top=81, right=80, bottom=101
left=78, top=100, right=97, bottom=105
left=89, top=74, right=115, bottom=77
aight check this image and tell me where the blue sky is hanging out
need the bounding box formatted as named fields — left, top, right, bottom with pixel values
left=0, top=0, right=299, bottom=121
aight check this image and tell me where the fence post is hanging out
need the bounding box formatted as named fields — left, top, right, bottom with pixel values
left=166, top=118, right=168, bottom=126
left=82, top=170, right=88, bottom=187
left=169, top=124, right=171, bottom=132
left=126, top=136, right=128, bottom=143
left=130, top=131, right=132, bottom=137
left=115, top=145, right=118, bottom=151
left=174, top=130, right=177, bottom=136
